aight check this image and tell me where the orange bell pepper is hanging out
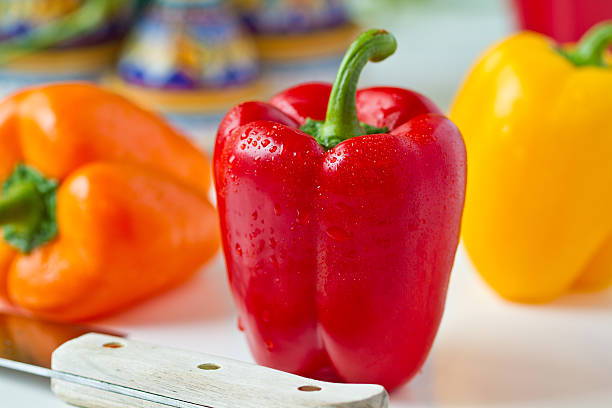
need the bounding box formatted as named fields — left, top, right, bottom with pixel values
left=0, top=83, right=219, bottom=321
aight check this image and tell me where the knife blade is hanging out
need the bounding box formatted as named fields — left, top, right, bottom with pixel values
left=0, top=313, right=388, bottom=408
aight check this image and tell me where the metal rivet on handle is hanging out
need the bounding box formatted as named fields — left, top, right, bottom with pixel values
left=102, top=342, right=123, bottom=349
left=198, top=363, right=220, bottom=370
left=298, top=385, right=322, bottom=392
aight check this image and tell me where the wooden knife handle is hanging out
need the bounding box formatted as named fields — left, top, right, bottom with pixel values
left=51, top=333, right=388, bottom=408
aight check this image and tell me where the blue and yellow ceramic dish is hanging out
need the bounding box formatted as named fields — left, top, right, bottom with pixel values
left=235, top=0, right=358, bottom=61
left=110, top=0, right=261, bottom=113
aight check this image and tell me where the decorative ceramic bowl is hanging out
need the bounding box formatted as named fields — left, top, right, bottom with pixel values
left=111, top=0, right=261, bottom=113
left=0, top=0, right=141, bottom=100
left=234, top=0, right=358, bottom=61
left=0, top=0, right=140, bottom=74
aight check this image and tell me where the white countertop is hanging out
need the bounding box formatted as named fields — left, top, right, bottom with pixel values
left=3, top=246, right=612, bottom=408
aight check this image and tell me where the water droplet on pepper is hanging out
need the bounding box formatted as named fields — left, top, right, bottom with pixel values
left=262, top=309, right=271, bottom=323
left=296, top=209, right=310, bottom=225
left=326, top=226, right=351, bottom=241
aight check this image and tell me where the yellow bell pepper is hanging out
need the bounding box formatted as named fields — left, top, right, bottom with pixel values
left=450, top=23, right=612, bottom=302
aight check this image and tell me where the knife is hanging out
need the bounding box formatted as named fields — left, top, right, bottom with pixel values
left=0, top=312, right=388, bottom=408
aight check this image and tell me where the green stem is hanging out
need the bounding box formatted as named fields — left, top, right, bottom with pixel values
left=315, top=29, right=397, bottom=149
left=0, top=182, right=44, bottom=232
left=0, top=164, right=58, bottom=253
left=560, top=22, right=612, bottom=67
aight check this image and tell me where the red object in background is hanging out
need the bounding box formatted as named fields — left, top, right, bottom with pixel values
left=214, top=30, right=466, bottom=392
left=513, top=0, right=612, bottom=42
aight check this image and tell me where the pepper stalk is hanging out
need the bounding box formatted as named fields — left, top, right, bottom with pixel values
left=0, top=165, right=58, bottom=253
left=300, top=29, right=397, bottom=149
left=559, top=22, right=612, bottom=67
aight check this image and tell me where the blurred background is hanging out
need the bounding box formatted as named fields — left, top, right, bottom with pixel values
left=2, top=0, right=606, bottom=153
left=3, top=1, right=612, bottom=407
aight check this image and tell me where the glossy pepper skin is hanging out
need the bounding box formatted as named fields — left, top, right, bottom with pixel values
left=450, top=23, right=612, bottom=302
left=215, top=30, right=466, bottom=391
left=0, top=83, right=219, bottom=321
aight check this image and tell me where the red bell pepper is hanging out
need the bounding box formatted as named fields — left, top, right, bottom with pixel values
left=214, top=29, right=466, bottom=391
left=512, top=0, right=612, bottom=43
